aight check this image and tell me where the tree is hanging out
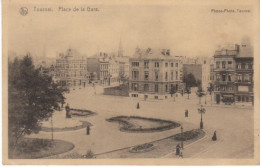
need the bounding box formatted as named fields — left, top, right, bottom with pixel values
left=183, top=73, right=197, bottom=89
left=196, top=87, right=204, bottom=104
left=196, top=79, right=201, bottom=88
left=170, top=86, right=177, bottom=97
left=119, top=73, right=129, bottom=85
left=8, top=54, right=67, bottom=153
left=186, top=87, right=191, bottom=99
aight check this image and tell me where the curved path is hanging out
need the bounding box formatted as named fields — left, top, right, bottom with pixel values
left=29, top=88, right=253, bottom=159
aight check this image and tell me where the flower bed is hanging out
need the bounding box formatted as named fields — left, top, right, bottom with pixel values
left=70, top=108, right=96, bottom=117
left=107, top=116, right=180, bottom=133
left=129, top=143, right=154, bottom=153
left=41, top=121, right=92, bottom=132
left=174, top=129, right=202, bottom=141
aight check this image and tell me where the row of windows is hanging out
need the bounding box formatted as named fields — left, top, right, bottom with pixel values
left=131, top=83, right=175, bottom=93
left=236, top=63, right=253, bottom=70
left=215, top=86, right=234, bottom=91
left=132, top=61, right=179, bottom=68
left=132, top=71, right=179, bottom=81
left=215, top=74, right=253, bottom=82
left=216, top=61, right=233, bottom=69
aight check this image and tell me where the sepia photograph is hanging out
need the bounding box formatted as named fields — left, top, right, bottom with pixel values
left=2, top=0, right=260, bottom=165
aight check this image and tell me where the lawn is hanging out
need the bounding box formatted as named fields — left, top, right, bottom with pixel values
left=9, top=138, right=75, bottom=159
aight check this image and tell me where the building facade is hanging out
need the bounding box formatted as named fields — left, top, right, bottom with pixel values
left=129, top=48, right=183, bottom=100
left=213, top=42, right=254, bottom=105
left=234, top=43, right=254, bottom=105
left=55, top=49, right=90, bottom=88
left=87, top=52, right=120, bottom=86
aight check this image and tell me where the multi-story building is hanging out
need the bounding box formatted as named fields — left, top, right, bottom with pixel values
left=129, top=48, right=183, bottom=100
left=213, top=45, right=238, bottom=104
left=87, top=52, right=120, bottom=86
left=213, top=41, right=253, bottom=105
left=55, top=49, right=90, bottom=88
left=234, top=42, right=254, bottom=105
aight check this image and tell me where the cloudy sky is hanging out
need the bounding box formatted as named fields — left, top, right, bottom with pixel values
left=7, top=1, right=254, bottom=59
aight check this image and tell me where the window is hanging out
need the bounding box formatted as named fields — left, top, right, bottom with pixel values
left=171, top=63, right=174, bottom=67
left=237, top=74, right=242, bottom=82
left=237, top=64, right=241, bottom=69
left=144, top=71, right=149, bottom=80
left=176, top=63, right=178, bottom=67
left=155, top=62, right=159, bottom=67
left=155, top=84, right=159, bottom=92
left=171, top=72, right=173, bottom=81
left=165, top=72, right=168, bottom=81
left=144, top=84, right=149, bottom=92
left=154, top=96, right=158, bottom=99
left=228, top=74, right=232, bottom=82
left=216, top=61, right=220, bottom=69
left=245, top=64, right=248, bottom=69
left=216, top=74, right=221, bottom=81
left=132, top=83, right=138, bottom=91
left=132, top=71, right=139, bottom=80
left=165, top=63, right=168, bottom=67
left=144, top=61, right=149, bottom=69
left=241, top=63, right=245, bottom=69
left=222, top=61, right=226, bottom=69
left=222, top=74, right=226, bottom=81
left=228, top=61, right=232, bottom=68
left=176, top=71, right=178, bottom=80
left=132, top=94, right=138, bottom=97
left=132, top=62, right=139, bottom=67
left=244, top=74, right=249, bottom=82
left=165, top=84, right=168, bottom=92
left=155, top=72, right=159, bottom=81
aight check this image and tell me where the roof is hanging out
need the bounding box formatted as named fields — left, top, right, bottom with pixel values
left=132, top=48, right=174, bottom=60
left=237, top=45, right=253, bottom=58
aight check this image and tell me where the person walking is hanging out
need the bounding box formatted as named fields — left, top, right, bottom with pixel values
left=176, top=144, right=181, bottom=155
left=86, top=125, right=90, bottom=135
left=212, top=130, right=217, bottom=141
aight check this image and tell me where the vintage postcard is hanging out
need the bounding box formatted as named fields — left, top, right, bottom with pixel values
left=2, top=0, right=260, bottom=165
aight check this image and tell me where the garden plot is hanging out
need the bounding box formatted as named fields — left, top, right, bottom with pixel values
left=107, top=116, right=180, bottom=132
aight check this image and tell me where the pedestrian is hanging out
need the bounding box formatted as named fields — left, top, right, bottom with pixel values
left=176, top=144, right=181, bottom=155
left=86, top=125, right=90, bottom=135
left=212, top=130, right=217, bottom=141
left=137, top=102, right=140, bottom=109
left=65, top=103, right=71, bottom=118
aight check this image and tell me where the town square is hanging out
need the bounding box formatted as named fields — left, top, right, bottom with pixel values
left=4, top=0, right=258, bottom=164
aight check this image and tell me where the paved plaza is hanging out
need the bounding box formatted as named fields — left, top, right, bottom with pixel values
left=30, top=86, right=254, bottom=158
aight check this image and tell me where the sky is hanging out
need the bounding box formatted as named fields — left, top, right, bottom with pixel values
left=7, top=2, right=254, bottom=59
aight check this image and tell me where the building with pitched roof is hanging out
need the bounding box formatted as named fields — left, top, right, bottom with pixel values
left=129, top=48, right=183, bottom=100
left=213, top=40, right=254, bottom=105
left=55, top=49, right=90, bottom=88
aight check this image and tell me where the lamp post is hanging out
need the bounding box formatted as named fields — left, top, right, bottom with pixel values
left=181, top=126, right=184, bottom=149
left=198, top=105, right=206, bottom=129
left=205, top=93, right=207, bottom=104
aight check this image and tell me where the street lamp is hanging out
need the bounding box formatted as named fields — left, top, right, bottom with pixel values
left=181, top=126, right=184, bottom=149
left=205, top=93, right=207, bottom=104
left=198, top=105, right=206, bottom=129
